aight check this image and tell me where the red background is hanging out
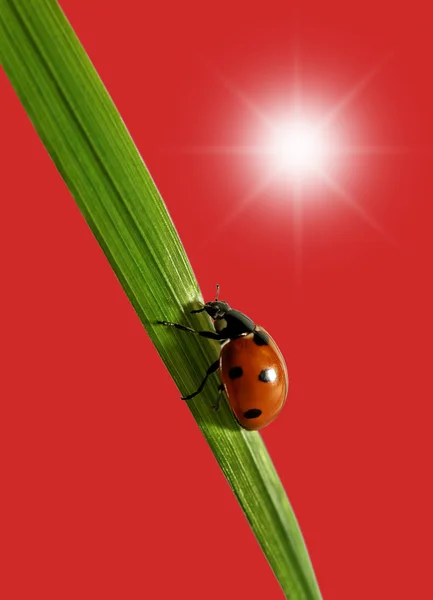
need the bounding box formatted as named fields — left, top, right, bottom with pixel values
left=1, top=1, right=432, bottom=598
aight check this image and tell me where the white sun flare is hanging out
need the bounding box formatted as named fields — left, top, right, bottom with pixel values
left=180, top=58, right=398, bottom=245
left=266, top=118, right=330, bottom=177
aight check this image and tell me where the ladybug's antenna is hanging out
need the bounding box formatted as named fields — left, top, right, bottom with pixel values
left=215, top=284, right=220, bottom=301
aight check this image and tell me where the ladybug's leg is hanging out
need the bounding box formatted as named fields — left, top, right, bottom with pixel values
left=181, top=359, right=220, bottom=400
left=157, top=320, right=224, bottom=341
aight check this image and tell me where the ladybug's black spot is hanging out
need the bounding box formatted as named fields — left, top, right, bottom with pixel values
left=258, top=368, right=277, bottom=383
left=244, top=408, right=262, bottom=419
left=229, top=366, right=243, bottom=379
left=253, top=331, right=269, bottom=346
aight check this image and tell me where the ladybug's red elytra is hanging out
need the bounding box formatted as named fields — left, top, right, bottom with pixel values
left=158, top=286, right=288, bottom=431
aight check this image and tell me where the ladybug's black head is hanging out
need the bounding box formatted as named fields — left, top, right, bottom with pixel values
left=191, top=300, right=230, bottom=320
left=202, top=301, right=231, bottom=320
left=191, top=298, right=255, bottom=339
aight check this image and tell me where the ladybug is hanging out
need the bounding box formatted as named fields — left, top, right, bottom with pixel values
left=158, top=286, right=288, bottom=430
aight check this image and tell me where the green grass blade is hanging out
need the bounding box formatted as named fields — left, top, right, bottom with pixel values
left=0, top=1, right=322, bottom=598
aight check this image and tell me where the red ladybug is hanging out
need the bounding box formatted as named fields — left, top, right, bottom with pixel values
left=158, top=286, right=288, bottom=430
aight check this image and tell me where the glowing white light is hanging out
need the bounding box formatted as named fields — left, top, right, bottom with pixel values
left=182, top=59, right=395, bottom=235
left=265, top=117, right=330, bottom=180
left=274, top=122, right=324, bottom=170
